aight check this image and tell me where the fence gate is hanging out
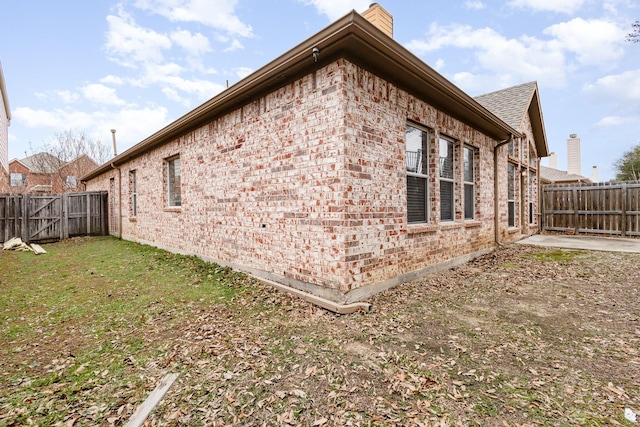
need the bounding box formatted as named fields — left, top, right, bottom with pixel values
left=0, top=191, right=108, bottom=244
left=541, top=181, right=640, bottom=237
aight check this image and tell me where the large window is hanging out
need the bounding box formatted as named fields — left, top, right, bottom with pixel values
left=463, top=146, right=475, bottom=220
left=130, top=170, right=137, bottom=216
left=439, top=137, right=455, bottom=221
left=166, top=156, right=181, bottom=207
left=406, top=124, right=429, bottom=223
left=10, top=173, right=26, bottom=187
left=529, top=170, right=535, bottom=225
left=508, top=163, right=516, bottom=227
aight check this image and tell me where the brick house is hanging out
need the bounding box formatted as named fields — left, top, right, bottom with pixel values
left=83, top=5, right=549, bottom=303
left=0, top=60, right=10, bottom=193
left=9, top=153, right=98, bottom=194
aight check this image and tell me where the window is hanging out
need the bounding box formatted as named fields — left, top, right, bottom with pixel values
left=463, top=146, right=475, bottom=220
left=10, top=173, right=26, bottom=187
left=166, top=156, right=181, bottom=207
left=406, top=124, right=429, bottom=223
left=508, top=163, right=516, bottom=227
left=529, top=170, right=535, bottom=225
left=130, top=170, right=137, bottom=217
left=439, top=137, right=455, bottom=221
left=64, top=176, right=77, bottom=188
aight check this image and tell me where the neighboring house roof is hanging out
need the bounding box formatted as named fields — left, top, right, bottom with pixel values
left=16, top=152, right=66, bottom=174
left=475, top=81, right=549, bottom=158
left=540, top=165, right=591, bottom=184
left=83, top=10, right=522, bottom=181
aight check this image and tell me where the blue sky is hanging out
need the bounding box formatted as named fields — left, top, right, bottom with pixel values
left=1, top=0, right=638, bottom=181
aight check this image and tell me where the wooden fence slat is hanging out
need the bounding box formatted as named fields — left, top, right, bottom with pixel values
left=542, top=181, right=640, bottom=238
left=0, top=192, right=108, bottom=244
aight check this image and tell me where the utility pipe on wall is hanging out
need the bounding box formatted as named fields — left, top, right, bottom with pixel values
left=493, top=134, right=514, bottom=246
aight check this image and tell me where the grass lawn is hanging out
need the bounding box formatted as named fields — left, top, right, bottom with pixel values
left=1, top=236, right=639, bottom=426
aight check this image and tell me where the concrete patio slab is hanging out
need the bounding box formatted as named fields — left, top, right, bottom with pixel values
left=516, top=234, right=640, bottom=253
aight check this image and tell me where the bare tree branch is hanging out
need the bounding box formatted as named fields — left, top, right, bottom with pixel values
left=628, top=21, right=640, bottom=43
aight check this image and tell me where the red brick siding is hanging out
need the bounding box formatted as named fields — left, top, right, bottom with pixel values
left=86, top=58, right=540, bottom=301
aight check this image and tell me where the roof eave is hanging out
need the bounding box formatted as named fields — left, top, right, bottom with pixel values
left=83, top=11, right=519, bottom=181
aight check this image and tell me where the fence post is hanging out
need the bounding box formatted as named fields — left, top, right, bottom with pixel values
left=13, top=195, right=21, bottom=240
left=86, top=193, right=91, bottom=235
left=572, top=188, right=579, bottom=234
left=62, top=194, right=69, bottom=240
left=21, top=194, right=29, bottom=243
left=621, top=183, right=627, bottom=237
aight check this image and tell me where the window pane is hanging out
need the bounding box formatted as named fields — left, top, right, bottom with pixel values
left=508, top=201, right=515, bottom=227
left=439, top=138, right=453, bottom=179
left=440, top=180, right=453, bottom=221
left=167, top=157, right=181, bottom=207
left=464, top=147, right=473, bottom=182
left=507, top=163, right=515, bottom=199
left=406, top=125, right=428, bottom=175
left=464, top=183, right=474, bottom=219
left=407, top=176, right=427, bottom=223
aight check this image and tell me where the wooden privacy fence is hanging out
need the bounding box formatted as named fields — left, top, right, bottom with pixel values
left=0, top=191, right=109, bottom=243
left=541, top=181, right=640, bottom=237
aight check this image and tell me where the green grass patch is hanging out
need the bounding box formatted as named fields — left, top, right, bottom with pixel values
left=522, top=249, right=587, bottom=262
left=0, top=236, right=256, bottom=425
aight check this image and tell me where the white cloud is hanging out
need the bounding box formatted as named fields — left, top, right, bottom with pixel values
left=55, top=90, right=80, bottom=104
left=100, top=75, right=125, bottom=85
left=508, top=0, right=587, bottom=14
left=134, top=0, right=253, bottom=38
left=595, top=116, right=630, bottom=127
left=583, top=69, right=640, bottom=102
left=81, top=84, right=127, bottom=106
left=544, top=18, right=626, bottom=65
left=13, top=105, right=170, bottom=152
left=233, top=67, right=254, bottom=80
left=170, top=29, right=211, bottom=57
left=105, top=8, right=172, bottom=67
left=299, top=0, right=371, bottom=21
left=464, top=1, right=485, bottom=10
left=405, top=24, right=568, bottom=90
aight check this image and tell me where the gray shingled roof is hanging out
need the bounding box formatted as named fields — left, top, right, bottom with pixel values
left=474, top=82, right=538, bottom=131
left=540, top=165, right=591, bottom=184
left=19, top=152, right=66, bottom=174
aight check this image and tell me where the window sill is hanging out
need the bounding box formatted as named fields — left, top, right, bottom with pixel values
left=507, top=227, right=519, bottom=234
left=129, top=217, right=137, bottom=222
left=407, top=223, right=438, bottom=234
left=164, top=207, right=182, bottom=213
left=464, top=220, right=482, bottom=228
left=440, top=221, right=464, bottom=231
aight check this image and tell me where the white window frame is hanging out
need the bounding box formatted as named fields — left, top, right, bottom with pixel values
left=463, top=145, right=476, bottom=220
left=439, top=137, right=455, bottom=221
left=508, top=163, right=516, bottom=227
left=130, top=170, right=137, bottom=217
left=406, top=123, right=430, bottom=224
left=64, top=175, right=77, bottom=188
left=166, top=156, right=181, bottom=208
left=10, top=173, right=26, bottom=187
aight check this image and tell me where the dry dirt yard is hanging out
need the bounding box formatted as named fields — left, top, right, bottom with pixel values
left=1, top=239, right=639, bottom=426
left=152, top=245, right=640, bottom=426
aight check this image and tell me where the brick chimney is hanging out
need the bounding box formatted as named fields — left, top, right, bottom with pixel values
left=362, top=3, right=393, bottom=38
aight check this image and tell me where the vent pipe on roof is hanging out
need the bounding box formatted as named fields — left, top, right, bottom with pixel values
left=592, top=166, right=599, bottom=183
left=362, top=3, right=393, bottom=38
left=111, top=129, right=117, bottom=157
left=549, top=152, right=557, bottom=169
